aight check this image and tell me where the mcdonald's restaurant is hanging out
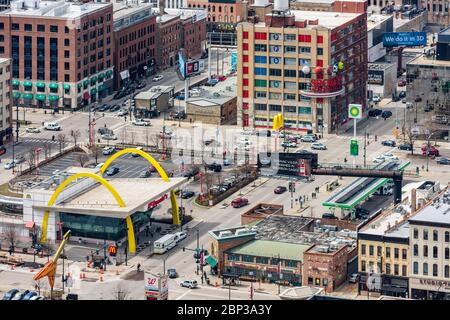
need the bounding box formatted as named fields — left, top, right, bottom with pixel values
left=21, top=166, right=187, bottom=250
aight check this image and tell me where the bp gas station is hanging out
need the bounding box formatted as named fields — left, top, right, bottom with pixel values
left=22, top=148, right=187, bottom=254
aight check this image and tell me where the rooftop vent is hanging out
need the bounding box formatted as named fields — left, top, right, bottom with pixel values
left=218, top=230, right=233, bottom=238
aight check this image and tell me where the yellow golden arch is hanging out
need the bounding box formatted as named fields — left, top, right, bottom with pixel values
left=40, top=148, right=180, bottom=254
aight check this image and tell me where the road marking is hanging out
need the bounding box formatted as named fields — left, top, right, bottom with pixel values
left=175, top=288, right=192, bottom=300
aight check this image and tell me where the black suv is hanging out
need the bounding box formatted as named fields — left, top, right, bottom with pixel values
left=173, top=111, right=187, bottom=120
left=368, top=109, right=382, bottom=117
left=207, top=163, right=222, bottom=172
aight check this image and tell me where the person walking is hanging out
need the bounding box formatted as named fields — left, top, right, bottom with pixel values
left=137, top=263, right=141, bottom=272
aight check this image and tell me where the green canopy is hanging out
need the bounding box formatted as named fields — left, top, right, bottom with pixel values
left=12, top=91, right=21, bottom=99
left=90, top=76, right=97, bottom=84
left=49, top=83, right=58, bottom=89
left=12, top=79, right=20, bottom=86
left=23, top=81, right=32, bottom=87
left=48, top=95, right=59, bottom=101
left=205, top=255, right=218, bottom=268
left=63, top=84, right=71, bottom=90
left=35, top=94, right=46, bottom=101
left=106, top=70, right=113, bottom=77
left=98, top=84, right=105, bottom=91
left=90, top=88, right=97, bottom=95
left=83, top=80, right=89, bottom=86
left=36, top=82, right=45, bottom=88
left=98, top=73, right=105, bottom=81
left=22, top=93, right=33, bottom=99
left=77, top=83, right=83, bottom=89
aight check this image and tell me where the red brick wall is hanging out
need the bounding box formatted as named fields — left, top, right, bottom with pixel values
left=210, top=235, right=255, bottom=275
left=156, top=16, right=182, bottom=70
left=181, top=17, right=206, bottom=59
left=333, top=1, right=367, bottom=14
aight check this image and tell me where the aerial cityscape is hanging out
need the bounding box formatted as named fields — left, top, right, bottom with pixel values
left=0, top=0, right=449, bottom=304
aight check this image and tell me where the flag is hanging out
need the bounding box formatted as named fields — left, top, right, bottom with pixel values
left=277, top=257, right=281, bottom=274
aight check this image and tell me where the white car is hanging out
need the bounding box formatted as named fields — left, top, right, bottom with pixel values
left=132, top=119, right=151, bottom=126
left=26, top=127, right=41, bottom=133
left=372, top=96, right=381, bottom=103
left=4, top=161, right=17, bottom=169
left=102, top=147, right=115, bottom=155
left=152, top=75, right=164, bottom=82
left=311, top=142, right=327, bottom=150
left=373, top=155, right=385, bottom=164
left=102, top=133, right=117, bottom=140
left=382, top=153, right=399, bottom=161
left=117, top=109, right=128, bottom=116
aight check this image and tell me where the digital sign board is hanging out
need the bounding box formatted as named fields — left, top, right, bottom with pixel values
left=382, top=32, right=427, bottom=47
left=257, top=152, right=318, bottom=178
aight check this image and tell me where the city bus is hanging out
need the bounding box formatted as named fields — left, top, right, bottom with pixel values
left=153, top=234, right=177, bottom=254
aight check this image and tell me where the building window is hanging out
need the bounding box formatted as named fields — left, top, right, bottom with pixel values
left=64, top=39, right=70, bottom=46
left=242, top=255, right=254, bottom=263
left=284, top=81, right=296, bottom=89
left=285, top=260, right=298, bottom=268
left=308, top=277, right=313, bottom=285
left=445, top=266, right=450, bottom=278
left=433, top=246, right=438, bottom=258
left=256, top=257, right=269, bottom=264
left=413, top=228, right=418, bottom=239
left=255, top=44, right=267, bottom=52
left=269, top=93, right=281, bottom=100
left=11, top=23, right=19, bottom=31
left=269, top=33, right=281, bottom=41
left=423, top=229, right=428, bottom=240
left=361, top=244, right=366, bottom=255
left=24, top=24, right=32, bottom=32
left=298, top=35, right=312, bottom=42
left=254, top=103, right=267, bottom=111
left=243, top=31, right=248, bottom=39
left=284, top=34, right=296, bottom=42
left=315, top=278, right=321, bottom=286
left=317, top=48, right=323, bottom=55
left=284, top=94, right=296, bottom=101
left=254, top=91, right=267, bottom=99
left=394, top=264, right=399, bottom=275
left=254, top=79, right=267, bottom=87
left=433, top=264, right=438, bottom=277
left=317, top=35, right=323, bottom=43
left=284, top=58, right=296, bottom=66
left=413, top=262, right=418, bottom=274
left=424, top=245, right=428, bottom=257
left=284, top=46, right=296, bottom=53
left=394, top=248, right=399, bottom=259
left=269, top=104, right=281, bottom=112
left=254, top=32, right=267, bottom=40
left=254, top=67, right=267, bottom=76
left=413, top=244, right=418, bottom=256
left=369, top=245, right=374, bottom=256
left=402, top=249, right=407, bottom=260
left=377, top=246, right=382, bottom=257
left=299, top=46, right=311, bottom=54
left=386, top=263, right=391, bottom=275
left=386, top=247, right=390, bottom=258
left=269, top=68, right=282, bottom=76
left=50, top=25, right=58, bottom=33
left=402, top=265, right=407, bottom=277
left=446, top=248, right=449, bottom=260
left=227, top=255, right=240, bottom=261
left=254, top=56, right=267, bottom=64
left=361, top=260, right=366, bottom=272
left=445, top=231, right=449, bottom=242
left=269, top=80, right=280, bottom=88
left=433, top=230, right=438, bottom=241
left=423, top=263, right=428, bottom=276
left=284, top=69, right=296, bottom=78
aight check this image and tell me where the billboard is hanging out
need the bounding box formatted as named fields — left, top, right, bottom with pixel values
left=144, top=272, right=169, bottom=300
left=382, top=32, right=427, bottom=47
left=257, top=152, right=318, bottom=178
left=230, top=51, right=237, bottom=71
left=186, top=60, right=205, bottom=77
left=178, top=51, right=187, bottom=79
left=368, top=69, right=384, bottom=85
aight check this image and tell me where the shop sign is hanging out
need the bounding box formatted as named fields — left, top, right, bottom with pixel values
left=147, top=194, right=168, bottom=209
left=310, top=76, right=343, bottom=94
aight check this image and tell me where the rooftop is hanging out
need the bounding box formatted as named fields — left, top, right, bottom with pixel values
left=113, top=0, right=154, bottom=23
left=135, top=85, right=174, bottom=100
left=165, top=7, right=207, bottom=21
left=226, top=239, right=311, bottom=261
left=263, top=10, right=361, bottom=29
left=409, top=188, right=450, bottom=226
left=1, top=0, right=111, bottom=18
left=407, top=54, right=450, bottom=68
left=241, top=203, right=284, bottom=219
left=187, top=76, right=237, bottom=106
left=367, top=14, right=392, bottom=31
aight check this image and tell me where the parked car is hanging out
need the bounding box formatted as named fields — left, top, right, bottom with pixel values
left=205, top=78, right=219, bottom=86
left=223, top=158, right=232, bottom=166
left=12, top=290, right=30, bottom=300
left=98, top=127, right=113, bottom=135
left=136, top=82, right=146, bottom=89
left=382, top=153, right=399, bottom=161
left=207, top=163, right=222, bottom=172
left=406, top=102, right=413, bottom=109
left=424, top=104, right=434, bottom=112
left=0, top=146, right=5, bottom=156
left=180, top=280, right=198, bottom=289
left=148, top=165, right=157, bottom=173
left=372, top=95, right=381, bottom=103
left=132, top=119, right=151, bottom=126
left=139, top=170, right=152, bottom=178
left=381, top=140, right=396, bottom=147
left=322, top=213, right=337, bottom=219
left=398, top=91, right=406, bottom=99
left=173, top=111, right=187, bottom=120
left=168, top=268, right=178, bottom=279
left=26, top=127, right=41, bottom=133
left=101, top=133, right=117, bottom=140
left=300, top=135, right=316, bottom=143
left=102, top=146, right=116, bottom=155
left=29, top=295, right=43, bottom=300
left=110, top=105, right=121, bottom=112
left=349, top=273, right=360, bottom=283
left=422, top=145, right=439, bottom=157
left=22, top=291, right=38, bottom=301
left=183, top=167, right=199, bottom=178
left=152, top=74, right=164, bottom=82
left=355, top=208, right=370, bottom=219
left=44, top=122, right=61, bottom=131
left=105, top=166, right=120, bottom=176
left=281, top=141, right=297, bottom=148
left=117, top=109, right=128, bottom=116
left=4, top=160, right=17, bottom=170
left=181, top=190, right=195, bottom=199
left=381, top=110, right=393, bottom=119
left=437, top=157, right=450, bottom=165
left=14, top=155, right=25, bottom=164
left=311, top=142, right=327, bottom=150
left=398, top=79, right=406, bottom=86
left=2, top=289, right=19, bottom=300
left=231, top=197, right=249, bottom=208
left=368, top=109, right=382, bottom=117
left=398, top=143, right=413, bottom=151
left=274, top=186, right=287, bottom=194
left=402, top=98, right=407, bottom=104
left=414, top=95, right=422, bottom=102
left=373, top=155, right=386, bottom=163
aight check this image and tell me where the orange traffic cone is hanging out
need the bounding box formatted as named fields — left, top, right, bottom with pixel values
left=80, top=273, right=83, bottom=279
left=100, top=275, right=103, bottom=282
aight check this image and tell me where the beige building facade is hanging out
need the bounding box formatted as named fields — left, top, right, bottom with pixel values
left=0, top=57, right=12, bottom=144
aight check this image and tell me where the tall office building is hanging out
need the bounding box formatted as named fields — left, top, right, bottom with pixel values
left=0, top=0, right=114, bottom=111
left=0, top=58, right=12, bottom=145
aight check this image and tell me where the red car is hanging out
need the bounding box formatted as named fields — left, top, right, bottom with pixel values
left=231, top=197, right=248, bottom=208
left=422, top=145, right=439, bottom=157
left=217, top=75, right=227, bottom=82
left=398, top=79, right=406, bottom=87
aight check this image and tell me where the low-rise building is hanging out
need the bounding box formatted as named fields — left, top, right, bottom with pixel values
left=367, top=14, right=393, bottom=63
left=134, top=85, right=174, bottom=118
left=368, top=63, right=396, bottom=99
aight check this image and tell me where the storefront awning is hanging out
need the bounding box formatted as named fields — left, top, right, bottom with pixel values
left=35, top=94, right=46, bottom=101
left=106, top=70, right=113, bottom=77
left=12, top=79, right=20, bottom=86
left=12, top=91, right=21, bottom=99
left=98, top=73, right=105, bottom=81
left=83, top=92, right=90, bottom=100
left=25, top=221, right=35, bottom=229
left=90, top=88, right=97, bottom=95
left=22, top=93, right=33, bottom=99
left=90, top=76, right=98, bottom=84
left=49, top=83, right=58, bottom=89
left=98, top=84, right=105, bottom=91
left=63, top=84, right=71, bottom=90
left=77, top=82, right=83, bottom=89
left=83, top=80, right=89, bottom=86
left=23, top=81, right=32, bottom=87
left=205, top=255, right=218, bottom=268
left=36, top=82, right=45, bottom=88
left=48, top=95, right=59, bottom=101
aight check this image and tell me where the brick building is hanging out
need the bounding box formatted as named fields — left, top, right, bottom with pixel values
left=0, top=0, right=114, bottom=110
left=187, top=0, right=247, bottom=31
left=236, top=5, right=367, bottom=134
left=113, top=2, right=157, bottom=91
left=156, top=14, right=182, bottom=70
left=0, top=58, right=12, bottom=145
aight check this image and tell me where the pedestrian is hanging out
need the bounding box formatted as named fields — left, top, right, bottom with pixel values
left=137, top=263, right=141, bottom=272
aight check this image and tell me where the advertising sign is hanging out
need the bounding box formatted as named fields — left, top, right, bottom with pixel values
left=257, top=152, right=318, bottom=178
left=178, top=51, right=187, bottom=79
left=230, top=51, right=237, bottom=71
left=144, top=272, right=169, bottom=300
left=147, top=194, right=168, bottom=210
left=348, top=104, right=362, bottom=119
left=144, top=272, right=159, bottom=292
left=382, top=32, right=427, bottom=47
left=368, top=70, right=384, bottom=85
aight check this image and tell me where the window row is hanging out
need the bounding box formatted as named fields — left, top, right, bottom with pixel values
left=413, top=229, right=450, bottom=242
left=227, top=254, right=298, bottom=267
left=361, top=245, right=407, bottom=260
left=413, top=262, right=450, bottom=278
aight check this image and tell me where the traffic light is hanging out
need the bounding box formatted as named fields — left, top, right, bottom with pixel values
left=350, top=139, right=359, bottom=156
left=289, top=182, right=295, bottom=193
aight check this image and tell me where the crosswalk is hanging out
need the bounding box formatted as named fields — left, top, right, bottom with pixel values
left=19, top=137, right=61, bottom=145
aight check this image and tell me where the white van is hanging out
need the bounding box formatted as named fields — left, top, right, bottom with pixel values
left=44, top=122, right=61, bottom=131
left=153, top=234, right=177, bottom=254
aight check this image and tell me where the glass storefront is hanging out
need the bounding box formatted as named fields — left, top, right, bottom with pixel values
left=60, top=210, right=152, bottom=241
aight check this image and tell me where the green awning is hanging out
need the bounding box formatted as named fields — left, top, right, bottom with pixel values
left=35, top=94, right=46, bottom=101
left=12, top=91, right=21, bottom=99
left=83, top=80, right=89, bottom=86
left=98, top=84, right=105, bottom=91
left=63, top=84, right=71, bottom=90
left=36, top=82, right=45, bottom=88
left=90, top=76, right=97, bottom=83
left=22, top=93, right=33, bottom=99
left=90, top=88, right=97, bottom=95
left=49, top=83, right=58, bottom=89
left=98, top=73, right=105, bottom=80
left=23, top=81, right=32, bottom=87
left=48, top=95, right=59, bottom=101
left=77, top=83, right=83, bottom=89
left=106, top=70, right=113, bottom=77
left=12, top=79, right=20, bottom=86
left=205, top=255, right=218, bottom=268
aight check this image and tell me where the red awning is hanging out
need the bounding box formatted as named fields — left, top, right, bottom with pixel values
left=25, top=221, right=35, bottom=229
left=83, top=92, right=90, bottom=100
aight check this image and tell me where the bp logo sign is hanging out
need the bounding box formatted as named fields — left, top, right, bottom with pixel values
left=348, top=104, right=362, bottom=119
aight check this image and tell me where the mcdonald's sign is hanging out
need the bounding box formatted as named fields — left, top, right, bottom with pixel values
left=108, top=245, right=117, bottom=256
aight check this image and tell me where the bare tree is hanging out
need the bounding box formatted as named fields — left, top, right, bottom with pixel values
left=91, top=145, right=101, bottom=164
left=112, top=283, right=129, bottom=300
left=405, top=122, right=417, bottom=155
left=43, top=143, right=51, bottom=159
left=145, top=128, right=150, bottom=147
left=57, top=133, right=66, bottom=154
left=4, top=225, right=19, bottom=253
left=71, top=129, right=81, bottom=146
left=26, top=149, right=36, bottom=170
left=77, top=153, right=89, bottom=167
left=129, top=131, right=136, bottom=146
left=120, top=128, right=127, bottom=147
left=149, top=134, right=161, bottom=150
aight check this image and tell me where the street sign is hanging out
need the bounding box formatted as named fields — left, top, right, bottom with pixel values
left=350, top=139, right=359, bottom=156
left=348, top=104, right=362, bottom=119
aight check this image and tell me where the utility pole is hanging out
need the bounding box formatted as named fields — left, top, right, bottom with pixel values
left=207, top=33, right=212, bottom=82
left=363, top=128, right=367, bottom=168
